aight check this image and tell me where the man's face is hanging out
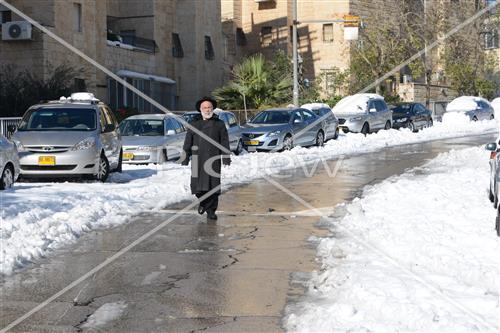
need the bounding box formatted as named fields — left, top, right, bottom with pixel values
left=200, top=101, right=214, bottom=120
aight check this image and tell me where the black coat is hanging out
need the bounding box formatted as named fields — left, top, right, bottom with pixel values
left=181, top=115, right=230, bottom=194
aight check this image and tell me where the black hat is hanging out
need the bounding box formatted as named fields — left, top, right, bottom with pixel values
left=195, top=96, right=217, bottom=112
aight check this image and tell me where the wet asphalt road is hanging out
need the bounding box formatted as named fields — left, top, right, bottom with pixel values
left=0, top=134, right=495, bottom=332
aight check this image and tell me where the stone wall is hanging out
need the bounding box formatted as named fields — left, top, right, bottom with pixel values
left=398, top=82, right=458, bottom=104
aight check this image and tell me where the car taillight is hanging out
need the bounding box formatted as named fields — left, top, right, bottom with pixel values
left=491, top=151, right=497, bottom=159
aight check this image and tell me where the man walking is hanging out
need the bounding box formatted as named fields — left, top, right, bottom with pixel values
left=181, top=97, right=231, bottom=221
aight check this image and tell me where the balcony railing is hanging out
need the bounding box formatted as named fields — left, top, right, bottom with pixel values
left=107, top=31, right=157, bottom=53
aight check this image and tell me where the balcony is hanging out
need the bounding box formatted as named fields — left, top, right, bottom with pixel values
left=107, top=31, right=157, bottom=54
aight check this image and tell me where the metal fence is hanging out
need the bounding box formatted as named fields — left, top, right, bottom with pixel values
left=0, top=117, right=22, bottom=139
left=174, top=110, right=259, bottom=126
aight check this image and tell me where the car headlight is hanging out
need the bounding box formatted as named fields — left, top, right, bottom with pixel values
left=71, top=137, right=96, bottom=151
left=137, top=146, right=155, bottom=151
left=396, top=117, right=407, bottom=122
left=268, top=130, right=282, bottom=136
left=12, top=139, right=26, bottom=152
left=350, top=116, right=363, bottom=121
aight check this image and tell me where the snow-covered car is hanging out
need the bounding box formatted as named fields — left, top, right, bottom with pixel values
left=182, top=110, right=244, bottom=155
left=390, top=102, right=433, bottom=132
left=119, top=114, right=186, bottom=164
left=301, top=103, right=339, bottom=141
left=0, top=135, right=20, bottom=190
left=445, top=96, right=494, bottom=121
left=333, top=94, right=392, bottom=134
left=241, top=108, right=325, bottom=151
left=10, top=93, right=122, bottom=182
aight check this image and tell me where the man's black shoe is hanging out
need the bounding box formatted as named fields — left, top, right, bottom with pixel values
left=207, top=211, right=218, bottom=220
left=198, top=205, right=205, bottom=215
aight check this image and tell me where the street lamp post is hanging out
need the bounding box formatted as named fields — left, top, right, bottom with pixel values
left=292, top=0, right=299, bottom=106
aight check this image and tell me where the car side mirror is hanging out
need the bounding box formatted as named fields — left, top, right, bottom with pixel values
left=7, top=125, right=17, bottom=132
left=369, top=108, right=377, bottom=113
left=486, top=142, right=497, bottom=151
left=166, top=129, right=176, bottom=136
left=293, top=118, right=302, bottom=124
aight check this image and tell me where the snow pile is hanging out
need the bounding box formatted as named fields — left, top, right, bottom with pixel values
left=285, top=147, right=499, bottom=332
left=332, top=94, right=383, bottom=115
left=0, top=118, right=497, bottom=275
left=81, top=301, right=127, bottom=329
left=491, top=97, right=500, bottom=121
left=301, top=102, right=331, bottom=110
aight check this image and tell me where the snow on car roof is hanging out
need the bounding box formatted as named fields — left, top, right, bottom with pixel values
left=332, top=93, right=384, bottom=114
left=301, top=102, right=331, bottom=110
left=446, top=96, right=487, bottom=112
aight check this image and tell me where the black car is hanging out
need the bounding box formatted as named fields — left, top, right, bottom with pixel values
left=182, top=111, right=202, bottom=123
left=391, top=103, right=433, bottom=132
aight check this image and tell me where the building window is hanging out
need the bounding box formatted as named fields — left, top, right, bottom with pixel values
left=236, top=27, right=247, bottom=46
left=204, top=36, right=214, bottom=60
left=172, top=33, right=183, bottom=58
left=261, top=26, right=272, bottom=46
left=1, top=10, right=11, bottom=24
left=485, top=30, right=499, bottom=49
left=73, top=3, right=82, bottom=32
left=323, top=24, right=334, bottom=43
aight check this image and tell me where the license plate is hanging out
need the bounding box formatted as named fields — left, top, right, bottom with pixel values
left=38, top=156, right=55, bottom=166
left=244, top=140, right=259, bottom=146
left=123, top=152, right=134, bottom=160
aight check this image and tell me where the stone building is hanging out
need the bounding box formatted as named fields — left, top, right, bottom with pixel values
left=0, top=0, right=224, bottom=111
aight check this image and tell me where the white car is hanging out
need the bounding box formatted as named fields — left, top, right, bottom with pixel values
left=0, top=135, right=20, bottom=190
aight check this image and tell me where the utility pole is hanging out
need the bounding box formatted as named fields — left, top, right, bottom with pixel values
left=292, top=0, right=299, bottom=106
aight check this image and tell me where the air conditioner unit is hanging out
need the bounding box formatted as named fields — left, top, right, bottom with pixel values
left=2, top=21, right=32, bottom=41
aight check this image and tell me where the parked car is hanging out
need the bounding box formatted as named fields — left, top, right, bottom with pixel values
left=490, top=97, right=500, bottom=121
left=301, top=103, right=339, bottom=140
left=0, top=135, right=20, bottom=190
left=445, top=96, right=494, bottom=121
left=333, top=94, right=392, bottom=134
left=391, top=102, right=433, bottom=132
left=182, top=111, right=202, bottom=124
left=10, top=92, right=122, bottom=182
left=241, top=107, right=325, bottom=152
left=119, top=114, right=186, bottom=164
left=486, top=139, right=500, bottom=206
left=182, top=110, right=244, bottom=155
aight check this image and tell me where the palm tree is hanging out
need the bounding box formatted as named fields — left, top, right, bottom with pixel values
left=214, top=53, right=292, bottom=111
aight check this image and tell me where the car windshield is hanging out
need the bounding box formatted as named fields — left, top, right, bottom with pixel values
left=17, top=107, right=97, bottom=131
left=183, top=113, right=201, bottom=123
left=119, top=119, right=165, bottom=136
left=250, top=110, right=290, bottom=124
left=392, top=104, right=412, bottom=114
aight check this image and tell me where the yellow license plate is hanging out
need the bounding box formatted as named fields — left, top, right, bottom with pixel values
left=38, top=156, right=55, bottom=166
left=244, top=140, right=259, bottom=146
left=123, top=152, right=134, bottom=160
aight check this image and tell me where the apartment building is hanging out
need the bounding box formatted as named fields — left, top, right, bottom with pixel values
left=0, top=0, right=224, bottom=111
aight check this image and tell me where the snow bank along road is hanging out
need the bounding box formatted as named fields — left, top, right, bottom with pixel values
left=0, top=116, right=497, bottom=276
left=285, top=146, right=499, bottom=332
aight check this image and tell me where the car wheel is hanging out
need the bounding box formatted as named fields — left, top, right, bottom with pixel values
left=361, top=123, right=369, bottom=135
left=315, top=131, right=325, bottom=147
left=283, top=135, right=293, bottom=151
left=163, top=148, right=168, bottom=162
left=235, top=139, right=243, bottom=155
left=116, top=149, right=123, bottom=173
left=0, top=165, right=14, bottom=190
left=491, top=114, right=495, bottom=120
left=96, top=153, right=110, bottom=182
left=333, top=127, right=339, bottom=140
left=473, top=116, right=478, bottom=122
left=384, top=121, right=391, bottom=130
left=494, top=192, right=498, bottom=209
left=427, top=119, right=433, bottom=128
left=490, top=187, right=495, bottom=203
left=408, top=121, right=416, bottom=132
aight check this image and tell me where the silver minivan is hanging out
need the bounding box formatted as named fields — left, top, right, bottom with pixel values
left=334, top=94, right=392, bottom=134
left=10, top=93, right=122, bottom=182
